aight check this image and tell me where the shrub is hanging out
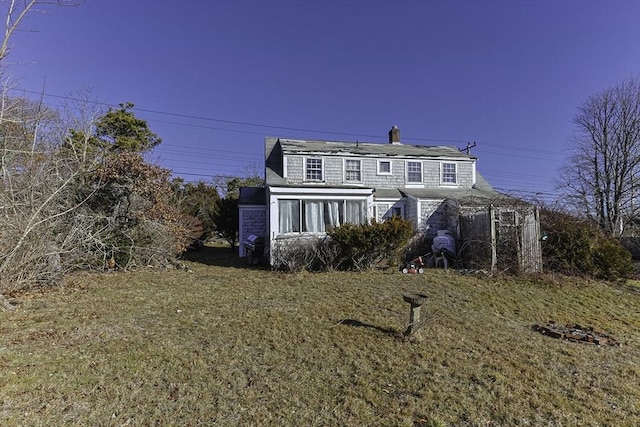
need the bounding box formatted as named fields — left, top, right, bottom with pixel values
left=327, top=216, right=414, bottom=271
left=270, top=237, right=320, bottom=272
left=72, top=152, right=190, bottom=270
left=593, top=239, right=634, bottom=280
left=269, top=217, right=413, bottom=273
left=541, top=209, right=633, bottom=280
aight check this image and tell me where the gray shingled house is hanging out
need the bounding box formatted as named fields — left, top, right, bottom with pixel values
left=239, top=126, right=542, bottom=272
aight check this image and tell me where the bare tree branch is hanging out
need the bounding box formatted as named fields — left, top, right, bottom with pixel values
left=0, top=0, right=84, bottom=62
left=560, top=78, right=640, bottom=236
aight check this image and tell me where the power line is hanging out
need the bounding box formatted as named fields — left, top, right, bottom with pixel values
left=9, top=86, right=571, bottom=193
left=9, top=87, right=470, bottom=143
left=10, top=87, right=573, bottom=167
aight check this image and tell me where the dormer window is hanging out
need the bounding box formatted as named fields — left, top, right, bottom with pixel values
left=305, top=158, right=323, bottom=181
left=441, top=162, right=457, bottom=184
left=345, top=159, right=362, bottom=182
left=406, top=161, right=423, bottom=183
left=377, top=160, right=392, bottom=175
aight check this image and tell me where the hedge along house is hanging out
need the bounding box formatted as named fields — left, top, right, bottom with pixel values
left=238, top=126, right=542, bottom=273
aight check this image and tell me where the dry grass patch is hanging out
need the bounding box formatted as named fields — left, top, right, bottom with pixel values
left=0, top=256, right=639, bottom=426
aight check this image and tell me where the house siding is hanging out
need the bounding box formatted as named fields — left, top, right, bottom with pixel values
left=284, top=153, right=474, bottom=188
left=285, top=156, right=304, bottom=182
left=325, top=157, right=344, bottom=184
left=238, top=207, right=267, bottom=257
left=419, top=199, right=449, bottom=237
left=254, top=136, right=541, bottom=271
left=456, top=162, right=475, bottom=187
left=405, top=197, right=418, bottom=229
left=364, top=159, right=406, bottom=187
left=423, top=161, right=475, bottom=187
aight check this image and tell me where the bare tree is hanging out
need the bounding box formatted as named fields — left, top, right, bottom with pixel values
left=0, top=81, right=90, bottom=308
left=560, top=78, right=640, bottom=237
left=0, top=0, right=95, bottom=311
left=0, top=0, right=84, bottom=63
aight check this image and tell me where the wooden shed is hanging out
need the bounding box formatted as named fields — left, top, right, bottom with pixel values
left=455, top=200, right=542, bottom=273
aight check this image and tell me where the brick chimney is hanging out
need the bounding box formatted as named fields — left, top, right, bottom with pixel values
left=389, top=125, right=401, bottom=144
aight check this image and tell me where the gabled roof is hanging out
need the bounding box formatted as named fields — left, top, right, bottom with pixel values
left=268, top=137, right=475, bottom=160
left=263, top=136, right=502, bottom=202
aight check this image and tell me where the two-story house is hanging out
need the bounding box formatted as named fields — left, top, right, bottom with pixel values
left=239, top=126, right=542, bottom=272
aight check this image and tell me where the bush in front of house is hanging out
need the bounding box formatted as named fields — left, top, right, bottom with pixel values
left=269, top=237, right=322, bottom=272
left=269, top=217, right=414, bottom=272
left=327, top=216, right=414, bottom=271
left=541, top=209, right=633, bottom=280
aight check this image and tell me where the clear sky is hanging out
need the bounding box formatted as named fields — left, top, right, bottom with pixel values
left=5, top=0, right=640, bottom=203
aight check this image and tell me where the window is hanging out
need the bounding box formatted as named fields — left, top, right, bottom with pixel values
left=279, top=200, right=300, bottom=233
left=303, top=201, right=326, bottom=232
left=305, top=158, right=323, bottom=181
left=407, top=161, right=422, bottom=183
left=278, top=199, right=366, bottom=233
left=345, top=200, right=365, bottom=224
left=345, top=159, right=361, bottom=181
left=378, top=160, right=392, bottom=175
left=442, top=162, right=457, bottom=184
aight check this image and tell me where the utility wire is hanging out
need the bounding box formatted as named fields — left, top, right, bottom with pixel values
left=9, top=87, right=469, bottom=143
left=10, top=86, right=569, bottom=195
left=12, top=87, right=570, bottom=162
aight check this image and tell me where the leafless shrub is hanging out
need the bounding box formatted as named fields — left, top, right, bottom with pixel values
left=270, top=237, right=319, bottom=273
left=313, top=237, right=340, bottom=271
left=0, top=80, right=190, bottom=298
left=0, top=82, right=85, bottom=294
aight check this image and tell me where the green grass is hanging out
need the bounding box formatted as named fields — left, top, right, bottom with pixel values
left=1, top=247, right=639, bottom=426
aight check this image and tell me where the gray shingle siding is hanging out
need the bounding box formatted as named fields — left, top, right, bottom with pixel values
left=283, top=154, right=474, bottom=188
left=285, top=156, right=303, bottom=181
left=365, top=159, right=406, bottom=187
left=420, top=199, right=449, bottom=237
left=405, top=197, right=418, bottom=228
left=324, top=157, right=343, bottom=183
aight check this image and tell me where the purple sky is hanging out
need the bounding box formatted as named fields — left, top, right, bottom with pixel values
left=6, top=0, right=640, bottom=203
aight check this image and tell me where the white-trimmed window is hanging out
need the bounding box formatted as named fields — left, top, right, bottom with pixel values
left=377, top=160, right=392, bottom=175
left=305, top=158, right=323, bottom=181
left=442, top=162, right=457, bottom=184
left=278, top=199, right=366, bottom=233
left=345, top=159, right=362, bottom=182
left=278, top=200, right=300, bottom=233
left=406, top=161, right=423, bottom=183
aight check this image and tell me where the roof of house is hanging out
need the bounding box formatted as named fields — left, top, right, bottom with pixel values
left=267, top=137, right=476, bottom=160
left=238, top=186, right=266, bottom=205
left=264, top=136, right=502, bottom=201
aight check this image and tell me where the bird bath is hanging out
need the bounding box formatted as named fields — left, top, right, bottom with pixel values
left=402, top=292, right=428, bottom=336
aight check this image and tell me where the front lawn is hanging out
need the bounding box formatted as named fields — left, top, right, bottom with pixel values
left=1, top=252, right=638, bottom=426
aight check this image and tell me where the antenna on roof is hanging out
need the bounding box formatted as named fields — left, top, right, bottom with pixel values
left=459, top=141, right=477, bottom=155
